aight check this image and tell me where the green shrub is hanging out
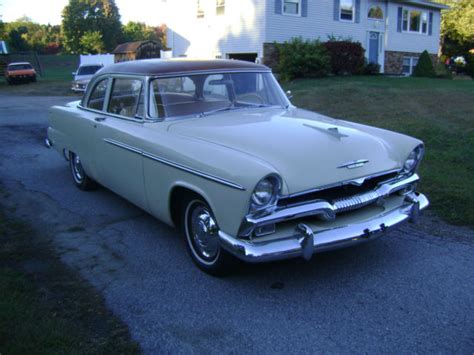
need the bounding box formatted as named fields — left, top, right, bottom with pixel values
left=276, top=37, right=331, bottom=82
left=465, top=54, right=474, bottom=78
left=323, top=40, right=365, bottom=75
left=413, top=50, right=436, bottom=77
left=362, top=61, right=381, bottom=75
left=435, top=62, right=452, bottom=79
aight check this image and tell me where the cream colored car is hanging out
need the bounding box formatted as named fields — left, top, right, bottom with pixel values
left=46, top=59, right=429, bottom=275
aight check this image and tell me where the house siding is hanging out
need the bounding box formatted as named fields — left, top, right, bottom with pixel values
left=165, top=0, right=442, bottom=73
left=166, top=0, right=266, bottom=58
left=264, top=0, right=390, bottom=69
left=265, top=0, right=369, bottom=45
left=385, top=2, right=441, bottom=54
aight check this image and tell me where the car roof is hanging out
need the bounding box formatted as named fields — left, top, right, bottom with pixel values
left=8, top=62, right=33, bottom=66
left=79, top=63, right=103, bottom=67
left=98, top=58, right=270, bottom=76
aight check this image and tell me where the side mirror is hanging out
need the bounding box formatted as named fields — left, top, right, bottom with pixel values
left=72, top=71, right=77, bottom=76
left=286, top=90, right=293, bottom=100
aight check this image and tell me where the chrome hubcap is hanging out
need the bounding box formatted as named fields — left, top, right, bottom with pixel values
left=188, top=204, right=220, bottom=262
left=72, top=154, right=85, bottom=182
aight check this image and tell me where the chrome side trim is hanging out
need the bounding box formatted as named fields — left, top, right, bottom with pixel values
left=103, top=138, right=245, bottom=191
left=104, top=138, right=142, bottom=154
left=141, top=151, right=245, bottom=190
left=219, top=192, right=429, bottom=263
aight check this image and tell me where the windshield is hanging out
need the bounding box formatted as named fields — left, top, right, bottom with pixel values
left=77, top=65, right=102, bottom=76
left=149, top=72, right=288, bottom=119
left=8, top=64, right=33, bottom=71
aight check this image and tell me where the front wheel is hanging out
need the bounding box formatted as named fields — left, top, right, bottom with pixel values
left=183, top=199, right=236, bottom=276
left=69, top=152, right=97, bottom=190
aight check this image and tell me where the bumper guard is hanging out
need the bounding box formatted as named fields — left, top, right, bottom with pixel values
left=218, top=192, right=429, bottom=263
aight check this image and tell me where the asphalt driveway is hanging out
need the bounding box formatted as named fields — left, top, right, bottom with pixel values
left=0, top=94, right=473, bottom=353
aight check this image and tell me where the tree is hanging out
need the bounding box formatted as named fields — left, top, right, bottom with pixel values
left=435, top=0, right=474, bottom=56
left=62, top=0, right=122, bottom=53
left=122, top=21, right=153, bottom=42
left=413, top=50, right=436, bottom=77
left=80, top=31, right=105, bottom=54
left=3, top=17, right=64, bottom=53
left=122, top=22, right=167, bottom=47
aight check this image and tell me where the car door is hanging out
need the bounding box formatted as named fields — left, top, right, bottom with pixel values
left=93, top=76, right=148, bottom=210
left=76, top=76, right=110, bottom=181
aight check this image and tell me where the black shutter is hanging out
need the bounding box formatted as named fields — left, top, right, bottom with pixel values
left=302, top=0, right=308, bottom=17
left=355, top=0, right=361, bottom=23
left=428, top=12, right=433, bottom=35
left=334, top=0, right=340, bottom=21
left=397, top=7, right=403, bottom=32
left=275, top=0, right=282, bottom=14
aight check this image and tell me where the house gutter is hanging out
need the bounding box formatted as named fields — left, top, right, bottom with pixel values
left=393, top=0, right=449, bottom=10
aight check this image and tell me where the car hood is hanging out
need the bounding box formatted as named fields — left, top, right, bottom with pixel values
left=167, top=107, right=419, bottom=194
left=73, top=74, right=93, bottom=82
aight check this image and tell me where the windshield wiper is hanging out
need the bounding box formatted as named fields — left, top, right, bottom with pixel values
left=198, top=106, right=244, bottom=117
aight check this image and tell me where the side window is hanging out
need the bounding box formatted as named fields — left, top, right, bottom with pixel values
left=107, top=78, right=143, bottom=118
left=203, top=74, right=230, bottom=101
left=368, top=6, right=383, bottom=20
left=87, top=78, right=108, bottom=111
left=283, top=0, right=301, bottom=15
left=340, top=0, right=355, bottom=21
left=216, top=0, right=225, bottom=16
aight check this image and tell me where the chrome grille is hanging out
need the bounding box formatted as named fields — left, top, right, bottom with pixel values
left=278, top=172, right=398, bottom=209
left=333, top=190, right=380, bottom=213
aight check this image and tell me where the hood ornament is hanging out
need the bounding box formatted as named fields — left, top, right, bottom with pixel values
left=303, top=124, right=348, bottom=140
left=338, top=159, right=369, bottom=169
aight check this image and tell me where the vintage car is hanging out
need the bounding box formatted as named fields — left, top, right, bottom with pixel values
left=71, top=64, right=104, bottom=92
left=46, top=59, right=429, bottom=275
left=5, top=62, right=37, bottom=84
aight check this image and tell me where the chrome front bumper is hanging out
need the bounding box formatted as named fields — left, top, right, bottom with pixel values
left=218, top=192, right=429, bottom=263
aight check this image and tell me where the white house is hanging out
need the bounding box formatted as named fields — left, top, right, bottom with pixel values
left=164, top=0, right=448, bottom=74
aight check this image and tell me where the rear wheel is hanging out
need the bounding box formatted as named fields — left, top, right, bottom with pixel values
left=69, top=152, right=97, bottom=190
left=182, top=198, right=236, bottom=276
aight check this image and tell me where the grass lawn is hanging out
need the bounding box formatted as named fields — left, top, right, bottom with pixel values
left=284, top=76, right=474, bottom=227
left=0, top=204, right=140, bottom=353
left=0, top=54, right=81, bottom=96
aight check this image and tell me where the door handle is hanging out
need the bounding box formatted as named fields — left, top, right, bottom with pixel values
left=94, top=117, right=106, bottom=122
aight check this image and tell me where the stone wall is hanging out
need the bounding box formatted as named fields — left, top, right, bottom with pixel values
left=385, top=51, right=438, bottom=75
left=262, top=43, right=279, bottom=72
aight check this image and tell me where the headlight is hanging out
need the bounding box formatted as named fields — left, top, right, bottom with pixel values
left=251, top=176, right=281, bottom=209
left=403, top=145, right=424, bottom=174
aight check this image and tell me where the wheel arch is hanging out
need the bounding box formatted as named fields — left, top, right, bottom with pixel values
left=168, top=182, right=216, bottom=229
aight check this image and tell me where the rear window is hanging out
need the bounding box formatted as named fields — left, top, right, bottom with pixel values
left=8, top=64, right=33, bottom=71
left=77, top=65, right=102, bottom=76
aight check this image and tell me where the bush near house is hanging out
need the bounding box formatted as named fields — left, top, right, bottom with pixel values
left=362, top=61, right=381, bottom=75
left=465, top=54, right=474, bottom=78
left=435, top=62, right=453, bottom=79
left=413, top=50, right=436, bottom=77
left=276, top=37, right=331, bottom=82
left=323, top=41, right=365, bottom=75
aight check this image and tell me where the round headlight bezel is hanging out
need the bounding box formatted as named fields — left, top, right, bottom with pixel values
left=403, top=145, right=424, bottom=174
left=250, top=175, right=282, bottom=211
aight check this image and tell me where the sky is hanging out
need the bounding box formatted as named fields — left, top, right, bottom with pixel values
left=0, top=0, right=168, bottom=25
